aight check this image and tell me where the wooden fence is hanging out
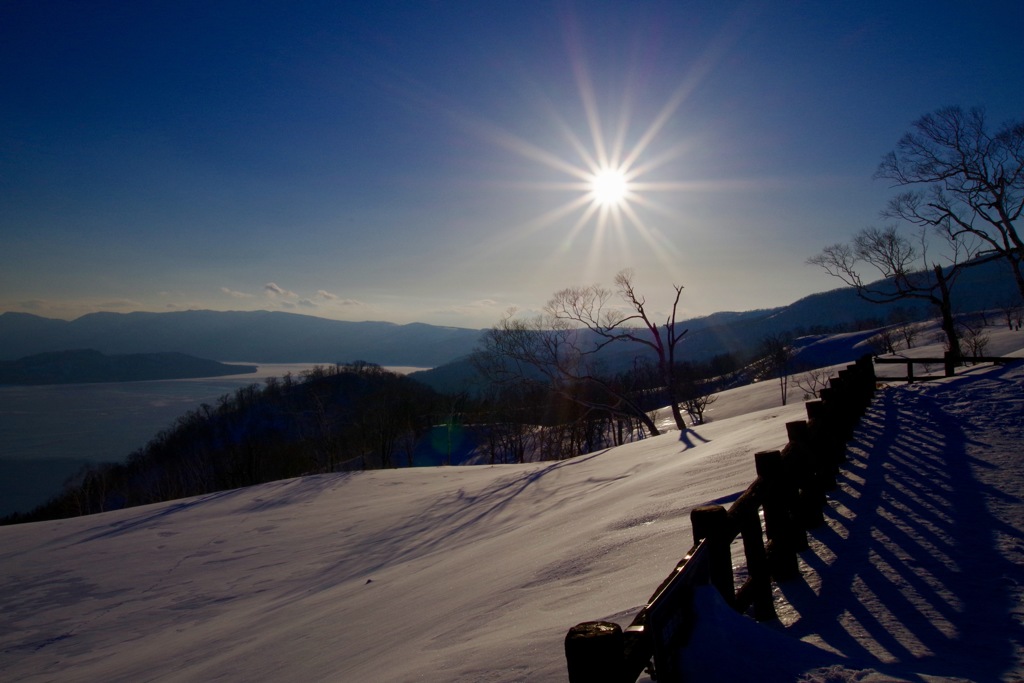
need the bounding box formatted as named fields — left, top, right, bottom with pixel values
left=874, top=350, right=1020, bottom=383
left=564, top=355, right=877, bottom=683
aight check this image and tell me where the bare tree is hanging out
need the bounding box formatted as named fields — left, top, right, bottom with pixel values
left=958, top=319, right=991, bottom=359
left=885, top=307, right=922, bottom=348
left=808, top=225, right=973, bottom=360
left=682, top=390, right=717, bottom=425
left=868, top=326, right=899, bottom=355
left=877, top=106, right=1024, bottom=299
left=474, top=309, right=662, bottom=437
left=999, top=298, right=1023, bottom=331
left=794, top=367, right=830, bottom=401
left=759, top=333, right=794, bottom=406
left=896, top=321, right=923, bottom=349
left=546, top=269, right=689, bottom=430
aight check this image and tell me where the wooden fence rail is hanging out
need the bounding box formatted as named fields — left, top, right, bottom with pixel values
left=874, top=351, right=1020, bottom=383
left=564, top=355, right=878, bottom=683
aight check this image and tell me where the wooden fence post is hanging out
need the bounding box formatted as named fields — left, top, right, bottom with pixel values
left=736, top=503, right=776, bottom=621
left=825, top=376, right=857, bottom=441
left=944, top=350, right=957, bottom=377
left=691, top=505, right=734, bottom=606
left=834, top=373, right=858, bottom=438
left=786, top=420, right=824, bottom=530
left=565, top=621, right=624, bottom=682
left=805, top=400, right=840, bottom=491
left=820, top=380, right=842, bottom=432
left=755, top=450, right=801, bottom=581
left=855, top=355, right=877, bottom=407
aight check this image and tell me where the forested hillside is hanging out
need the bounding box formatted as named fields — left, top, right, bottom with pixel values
left=2, top=364, right=438, bottom=523
left=2, top=351, right=738, bottom=525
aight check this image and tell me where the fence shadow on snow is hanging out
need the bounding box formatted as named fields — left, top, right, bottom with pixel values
left=565, top=354, right=1024, bottom=682
left=775, top=366, right=1024, bottom=681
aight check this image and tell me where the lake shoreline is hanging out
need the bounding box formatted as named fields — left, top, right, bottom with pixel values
left=0, top=363, right=428, bottom=516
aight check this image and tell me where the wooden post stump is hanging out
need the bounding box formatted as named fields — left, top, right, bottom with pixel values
left=565, top=621, right=624, bottom=682
left=806, top=400, right=840, bottom=492
left=736, top=504, right=776, bottom=621
left=944, top=350, right=957, bottom=377
left=786, top=420, right=824, bottom=530
left=855, top=354, right=876, bottom=406
left=691, top=504, right=734, bottom=607
left=755, top=450, right=800, bottom=581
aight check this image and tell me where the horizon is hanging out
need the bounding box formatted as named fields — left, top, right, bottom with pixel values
left=0, top=300, right=787, bottom=330
left=3, top=2, right=1023, bottom=328
left=1, top=249, right=1016, bottom=333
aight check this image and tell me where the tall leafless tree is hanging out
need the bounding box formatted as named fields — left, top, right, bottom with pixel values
left=808, top=225, right=974, bottom=360
left=868, top=326, right=899, bottom=355
left=474, top=308, right=662, bottom=437
left=759, top=332, right=794, bottom=406
left=682, top=389, right=717, bottom=425
left=998, top=298, right=1023, bottom=331
left=794, top=367, right=830, bottom=401
left=546, top=269, right=689, bottom=430
left=876, top=106, right=1024, bottom=298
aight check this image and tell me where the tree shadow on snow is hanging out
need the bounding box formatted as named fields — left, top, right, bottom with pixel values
left=55, top=472, right=358, bottom=547
left=776, top=368, right=1024, bottom=681
left=295, top=450, right=642, bottom=595
left=678, top=427, right=710, bottom=451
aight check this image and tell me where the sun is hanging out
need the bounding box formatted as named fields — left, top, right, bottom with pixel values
left=459, top=19, right=715, bottom=273
left=589, top=167, right=630, bottom=207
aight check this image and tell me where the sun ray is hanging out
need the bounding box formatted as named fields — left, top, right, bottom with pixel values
left=565, top=17, right=610, bottom=171
left=523, top=193, right=596, bottom=237
left=609, top=96, right=632, bottom=170
left=414, top=4, right=771, bottom=279
left=626, top=192, right=692, bottom=226
left=460, top=114, right=597, bottom=183
left=550, top=115, right=601, bottom=177
left=563, top=200, right=603, bottom=247
left=624, top=139, right=696, bottom=180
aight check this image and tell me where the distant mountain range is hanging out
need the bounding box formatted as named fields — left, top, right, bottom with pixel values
left=0, top=310, right=485, bottom=366
left=1, top=258, right=1018, bottom=373
left=0, top=350, right=257, bottom=385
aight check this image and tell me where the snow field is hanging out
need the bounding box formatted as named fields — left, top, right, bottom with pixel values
left=1, top=325, right=1022, bottom=681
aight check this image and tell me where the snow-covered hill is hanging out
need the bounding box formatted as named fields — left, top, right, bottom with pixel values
left=2, top=327, right=1022, bottom=682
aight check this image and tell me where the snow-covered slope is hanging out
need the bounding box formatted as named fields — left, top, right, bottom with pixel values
left=2, top=327, right=1022, bottom=682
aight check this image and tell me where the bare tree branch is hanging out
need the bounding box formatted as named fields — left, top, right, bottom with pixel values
left=474, top=308, right=662, bottom=437
left=808, top=225, right=968, bottom=358
left=547, top=269, right=690, bottom=430
left=876, top=106, right=1024, bottom=298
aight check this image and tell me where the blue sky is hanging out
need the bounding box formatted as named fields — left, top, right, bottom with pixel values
left=2, top=1, right=1022, bottom=328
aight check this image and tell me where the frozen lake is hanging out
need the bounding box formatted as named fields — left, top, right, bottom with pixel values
left=0, top=363, right=426, bottom=517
